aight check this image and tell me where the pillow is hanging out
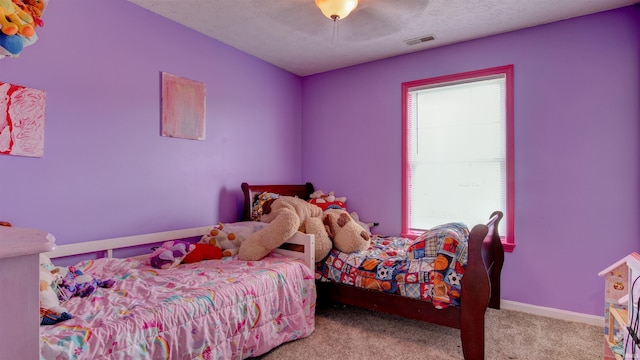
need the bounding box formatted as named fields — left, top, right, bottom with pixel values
left=222, top=221, right=269, bottom=237
left=406, top=222, right=469, bottom=261
left=251, top=192, right=280, bottom=221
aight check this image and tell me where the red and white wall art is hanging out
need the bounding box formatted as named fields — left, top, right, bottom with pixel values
left=0, top=81, right=46, bottom=158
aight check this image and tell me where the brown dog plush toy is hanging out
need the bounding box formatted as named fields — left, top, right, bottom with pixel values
left=238, top=196, right=333, bottom=262
left=322, top=209, right=371, bottom=253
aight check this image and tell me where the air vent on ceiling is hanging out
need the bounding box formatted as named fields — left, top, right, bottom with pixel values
left=404, top=35, right=436, bottom=46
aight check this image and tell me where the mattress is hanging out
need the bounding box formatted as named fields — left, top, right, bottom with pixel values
left=40, top=253, right=316, bottom=360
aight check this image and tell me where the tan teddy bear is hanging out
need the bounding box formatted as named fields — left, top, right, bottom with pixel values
left=322, top=208, right=371, bottom=253
left=238, top=196, right=332, bottom=262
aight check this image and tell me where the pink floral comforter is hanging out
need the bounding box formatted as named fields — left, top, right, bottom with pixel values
left=40, top=254, right=316, bottom=360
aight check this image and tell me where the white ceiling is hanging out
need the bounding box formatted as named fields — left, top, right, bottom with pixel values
left=128, top=0, right=638, bottom=76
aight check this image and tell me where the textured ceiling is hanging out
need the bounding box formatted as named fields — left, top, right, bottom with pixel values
left=128, top=0, right=638, bottom=76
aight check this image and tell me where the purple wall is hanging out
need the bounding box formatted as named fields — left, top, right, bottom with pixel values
left=301, top=6, right=640, bottom=316
left=1, top=1, right=638, bottom=317
left=0, top=1, right=303, bottom=243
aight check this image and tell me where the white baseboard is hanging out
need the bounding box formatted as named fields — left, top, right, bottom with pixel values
left=500, top=300, right=604, bottom=327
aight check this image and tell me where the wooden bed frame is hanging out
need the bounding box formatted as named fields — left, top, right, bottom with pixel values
left=241, top=182, right=505, bottom=360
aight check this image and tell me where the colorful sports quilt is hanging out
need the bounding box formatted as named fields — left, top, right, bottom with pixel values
left=316, top=223, right=469, bottom=309
left=40, top=254, right=316, bottom=360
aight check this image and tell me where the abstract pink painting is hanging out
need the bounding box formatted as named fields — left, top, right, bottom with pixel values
left=161, top=72, right=206, bottom=140
left=0, top=82, right=47, bottom=158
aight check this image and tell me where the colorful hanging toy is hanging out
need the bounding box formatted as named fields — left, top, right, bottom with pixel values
left=0, top=0, right=48, bottom=58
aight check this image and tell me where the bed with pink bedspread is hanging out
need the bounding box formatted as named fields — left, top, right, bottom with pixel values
left=39, top=252, right=315, bottom=360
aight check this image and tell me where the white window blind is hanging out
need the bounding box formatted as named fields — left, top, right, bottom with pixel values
left=407, top=75, right=507, bottom=234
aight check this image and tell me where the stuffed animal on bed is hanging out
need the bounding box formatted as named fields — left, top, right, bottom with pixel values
left=322, top=209, right=371, bottom=253
left=57, top=266, right=116, bottom=301
left=308, top=190, right=347, bottom=211
left=182, top=243, right=223, bottom=263
left=239, top=196, right=333, bottom=262
left=150, top=239, right=224, bottom=267
left=39, top=264, right=72, bottom=325
left=149, top=239, right=195, bottom=269
left=201, top=222, right=269, bottom=257
left=200, top=223, right=240, bottom=257
left=40, top=253, right=71, bottom=281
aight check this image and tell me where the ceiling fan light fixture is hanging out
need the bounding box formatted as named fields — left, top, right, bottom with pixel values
left=315, top=0, right=358, bottom=21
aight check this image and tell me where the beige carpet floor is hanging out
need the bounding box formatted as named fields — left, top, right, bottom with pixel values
left=254, top=304, right=603, bottom=360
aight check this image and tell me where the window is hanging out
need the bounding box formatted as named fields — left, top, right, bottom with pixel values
left=401, top=65, right=514, bottom=251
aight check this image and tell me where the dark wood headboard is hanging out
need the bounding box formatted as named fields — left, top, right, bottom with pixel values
left=241, top=182, right=315, bottom=221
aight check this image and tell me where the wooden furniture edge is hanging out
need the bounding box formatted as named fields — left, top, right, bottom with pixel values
left=241, top=182, right=315, bottom=221
left=460, top=210, right=503, bottom=359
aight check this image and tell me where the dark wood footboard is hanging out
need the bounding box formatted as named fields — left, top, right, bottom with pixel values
left=460, top=210, right=504, bottom=359
left=241, top=182, right=505, bottom=360
left=485, top=211, right=505, bottom=310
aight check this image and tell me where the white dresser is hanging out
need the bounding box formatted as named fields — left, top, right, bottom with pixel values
left=0, top=226, right=55, bottom=359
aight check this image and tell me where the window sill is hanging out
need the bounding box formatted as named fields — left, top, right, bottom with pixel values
left=503, top=241, right=515, bottom=253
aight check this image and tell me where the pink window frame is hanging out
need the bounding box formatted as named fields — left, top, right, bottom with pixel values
left=401, top=65, right=515, bottom=252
